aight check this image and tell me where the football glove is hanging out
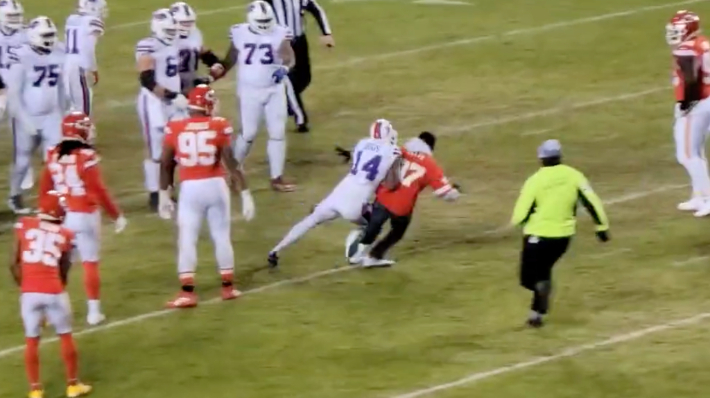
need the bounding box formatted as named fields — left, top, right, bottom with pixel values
left=272, top=66, right=289, bottom=84
left=241, top=189, right=255, bottom=221
left=114, top=215, right=128, bottom=233
left=335, top=146, right=352, bottom=163
left=158, top=190, right=175, bottom=220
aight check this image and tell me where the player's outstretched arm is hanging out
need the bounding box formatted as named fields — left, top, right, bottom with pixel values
left=214, top=42, right=238, bottom=80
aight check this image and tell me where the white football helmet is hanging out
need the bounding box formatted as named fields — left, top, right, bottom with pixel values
left=170, top=2, right=196, bottom=38
left=27, top=16, right=57, bottom=51
left=246, top=0, right=275, bottom=34
left=77, top=0, right=107, bottom=18
left=0, top=0, right=24, bottom=31
left=369, top=119, right=398, bottom=146
left=150, top=8, right=178, bottom=45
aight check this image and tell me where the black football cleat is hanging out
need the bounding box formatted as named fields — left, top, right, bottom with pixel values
left=8, top=195, right=31, bottom=215
left=267, top=252, right=279, bottom=269
left=149, top=192, right=159, bottom=212
left=296, top=123, right=310, bottom=133
left=526, top=316, right=544, bottom=328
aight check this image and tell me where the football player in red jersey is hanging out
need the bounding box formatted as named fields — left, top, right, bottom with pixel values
left=337, top=132, right=460, bottom=267
left=12, top=191, right=93, bottom=398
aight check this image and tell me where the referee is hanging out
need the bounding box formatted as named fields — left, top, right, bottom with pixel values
left=511, top=139, right=610, bottom=328
left=266, top=0, right=334, bottom=133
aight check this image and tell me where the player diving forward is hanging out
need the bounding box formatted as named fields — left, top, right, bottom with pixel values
left=40, top=111, right=126, bottom=326
left=63, top=0, right=107, bottom=117
left=667, top=10, right=710, bottom=217
left=0, top=0, right=34, bottom=192
left=12, top=191, right=93, bottom=398
left=7, top=16, right=68, bottom=214
left=170, top=2, right=223, bottom=93
left=211, top=0, right=296, bottom=192
left=268, top=119, right=403, bottom=268
left=136, top=8, right=188, bottom=212
left=159, top=85, right=255, bottom=308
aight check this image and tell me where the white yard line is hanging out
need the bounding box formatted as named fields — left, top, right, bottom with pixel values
left=0, top=183, right=684, bottom=359
left=386, top=312, right=710, bottom=398
left=672, top=255, right=709, bottom=266
left=108, top=5, right=246, bottom=30
left=587, top=247, right=632, bottom=260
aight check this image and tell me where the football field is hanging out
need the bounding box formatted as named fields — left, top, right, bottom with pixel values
left=3, top=0, right=710, bottom=396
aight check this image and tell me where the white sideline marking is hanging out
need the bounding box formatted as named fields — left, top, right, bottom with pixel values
left=520, top=128, right=556, bottom=137
left=386, top=312, right=710, bottom=398
left=412, top=0, right=471, bottom=5
left=672, top=255, right=709, bottom=266
left=100, top=0, right=697, bottom=110
left=108, top=5, right=245, bottom=30
left=0, top=183, right=684, bottom=359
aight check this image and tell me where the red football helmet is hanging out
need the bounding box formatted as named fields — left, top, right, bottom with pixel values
left=61, top=111, right=94, bottom=143
left=666, top=10, right=701, bottom=46
left=37, top=191, right=67, bottom=222
left=188, top=84, right=218, bottom=115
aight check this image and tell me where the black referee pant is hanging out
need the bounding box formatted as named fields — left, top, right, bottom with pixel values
left=360, top=202, right=412, bottom=259
left=286, top=34, right=311, bottom=126
left=519, top=235, right=570, bottom=315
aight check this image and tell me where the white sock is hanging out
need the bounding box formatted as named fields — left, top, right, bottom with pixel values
left=234, top=135, right=252, bottom=164
left=272, top=214, right=321, bottom=253
left=143, top=159, right=159, bottom=192
left=88, top=299, right=101, bottom=314
left=267, top=138, right=286, bottom=179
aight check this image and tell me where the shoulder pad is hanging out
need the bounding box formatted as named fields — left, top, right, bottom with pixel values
left=135, top=37, right=157, bottom=55
left=88, top=17, right=105, bottom=35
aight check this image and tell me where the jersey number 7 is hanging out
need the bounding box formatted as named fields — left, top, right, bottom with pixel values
left=400, top=160, right=426, bottom=187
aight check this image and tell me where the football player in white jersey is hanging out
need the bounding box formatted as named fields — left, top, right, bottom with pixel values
left=212, top=0, right=296, bottom=192
left=64, top=0, right=106, bottom=117
left=135, top=8, right=188, bottom=211
left=0, top=0, right=34, bottom=193
left=6, top=16, right=68, bottom=214
left=170, top=2, right=222, bottom=93
left=267, top=119, right=403, bottom=268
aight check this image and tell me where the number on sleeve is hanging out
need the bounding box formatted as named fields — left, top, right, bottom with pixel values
left=165, top=56, right=178, bottom=77
left=400, top=160, right=427, bottom=187
left=350, top=151, right=382, bottom=181
left=177, top=130, right=218, bottom=167
left=22, top=229, right=66, bottom=267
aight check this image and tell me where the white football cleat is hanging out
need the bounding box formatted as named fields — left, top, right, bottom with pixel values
left=362, top=257, right=395, bottom=268
left=678, top=197, right=703, bottom=211
left=86, top=312, right=106, bottom=326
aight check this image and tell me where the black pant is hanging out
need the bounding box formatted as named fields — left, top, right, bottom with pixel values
left=287, top=35, right=311, bottom=125
left=360, top=202, right=412, bottom=259
left=519, top=235, right=570, bottom=314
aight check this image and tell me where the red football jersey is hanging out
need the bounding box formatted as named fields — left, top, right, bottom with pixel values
left=672, top=35, right=710, bottom=101
left=376, top=151, right=452, bottom=216
left=41, top=146, right=121, bottom=219
left=164, top=116, right=232, bottom=182
left=15, top=217, right=74, bottom=294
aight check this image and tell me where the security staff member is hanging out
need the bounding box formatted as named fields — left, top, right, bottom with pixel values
left=511, top=139, right=610, bottom=328
left=266, top=0, right=334, bottom=133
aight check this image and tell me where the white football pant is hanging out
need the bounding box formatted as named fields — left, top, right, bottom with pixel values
left=21, top=292, right=72, bottom=338
left=177, top=177, right=235, bottom=277
left=63, top=211, right=101, bottom=263
left=674, top=101, right=710, bottom=199
left=234, top=84, right=287, bottom=179
left=10, top=113, right=62, bottom=197
left=137, top=91, right=174, bottom=193
left=63, top=64, right=93, bottom=116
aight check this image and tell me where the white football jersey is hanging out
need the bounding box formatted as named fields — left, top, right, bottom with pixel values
left=330, top=138, right=401, bottom=201
left=0, top=28, right=27, bottom=82
left=176, top=27, right=203, bottom=86
left=135, top=36, right=181, bottom=94
left=64, top=13, right=104, bottom=71
left=229, top=23, right=292, bottom=88
left=9, top=43, right=67, bottom=115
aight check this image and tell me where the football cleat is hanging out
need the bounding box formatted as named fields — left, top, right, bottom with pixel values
left=221, top=287, right=242, bottom=301
left=166, top=292, right=198, bottom=308
left=28, top=389, right=44, bottom=398
left=362, top=257, right=395, bottom=268
left=267, top=252, right=279, bottom=269
left=694, top=200, right=710, bottom=217
left=345, top=229, right=363, bottom=260
left=678, top=197, right=703, bottom=211
left=271, top=177, right=296, bottom=192
left=8, top=195, right=31, bottom=214
left=149, top=192, right=159, bottom=212
left=86, top=312, right=106, bottom=326
left=66, top=382, right=92, bottom=398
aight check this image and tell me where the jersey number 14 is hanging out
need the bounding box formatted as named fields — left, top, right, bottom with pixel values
left=350, top=151, right=381, bottom=182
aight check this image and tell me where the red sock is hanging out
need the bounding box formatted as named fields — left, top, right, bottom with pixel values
left=83, top=261, right=100, bottom=300
left=25, top=337, right=41, bottom=389
left=220, top=270, right=234, bottom=287
left=59, top=334, right=78, bottom=384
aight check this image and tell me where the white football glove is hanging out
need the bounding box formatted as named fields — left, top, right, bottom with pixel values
left=158, top=190, right=175, bottom=220
left=441, top=188, right=461, bottom=202
left=114, top=215, right=128, bottom=233
left=240, top=189, right=255, bottom=221
left=171, top=94, right=188, bottom=110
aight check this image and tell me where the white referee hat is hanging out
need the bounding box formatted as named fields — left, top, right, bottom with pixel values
left=537, top=139, right=562, bottom=159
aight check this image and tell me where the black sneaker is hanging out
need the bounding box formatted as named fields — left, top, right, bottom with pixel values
left=526, top=316, right=544, bottom=328
left=296, top=124, right=310, bottom=133
left=8, top=195, right=31, bottom=215
left=149, top=192, right=159, bottom=212
left=267, top=252, right=279, bottom=269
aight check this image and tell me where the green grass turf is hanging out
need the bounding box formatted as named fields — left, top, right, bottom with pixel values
left=2, top=0, right=710, bottom=397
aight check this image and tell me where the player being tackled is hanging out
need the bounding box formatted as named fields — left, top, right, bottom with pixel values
left=160, top=85, right=255, bottom=308
left=12, top=191, right=92, bottom=398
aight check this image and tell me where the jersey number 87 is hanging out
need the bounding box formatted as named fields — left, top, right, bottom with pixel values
left=178, top=130, right=218, bottom=166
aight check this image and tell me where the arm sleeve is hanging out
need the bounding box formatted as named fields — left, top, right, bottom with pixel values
left=84, top=33, right=98, bottom=71
left=511, top=177, right=537, bottom=226
left=83, top=162, right=121, bottom=220
left=576, top=175, right=610, bottom=231
left=304, top=0, right=332, bottom=35
left=427, top=160, right=453, bottom=196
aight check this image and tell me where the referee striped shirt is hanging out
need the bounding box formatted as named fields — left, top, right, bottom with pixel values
left=266, top=0, right=332, bottom=37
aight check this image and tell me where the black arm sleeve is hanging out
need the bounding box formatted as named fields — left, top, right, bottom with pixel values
left=139, top=69, right=157, bottom=91
left=200, top=50, right=220, bottom=67
left=304, top=0, right=332, bottom=35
